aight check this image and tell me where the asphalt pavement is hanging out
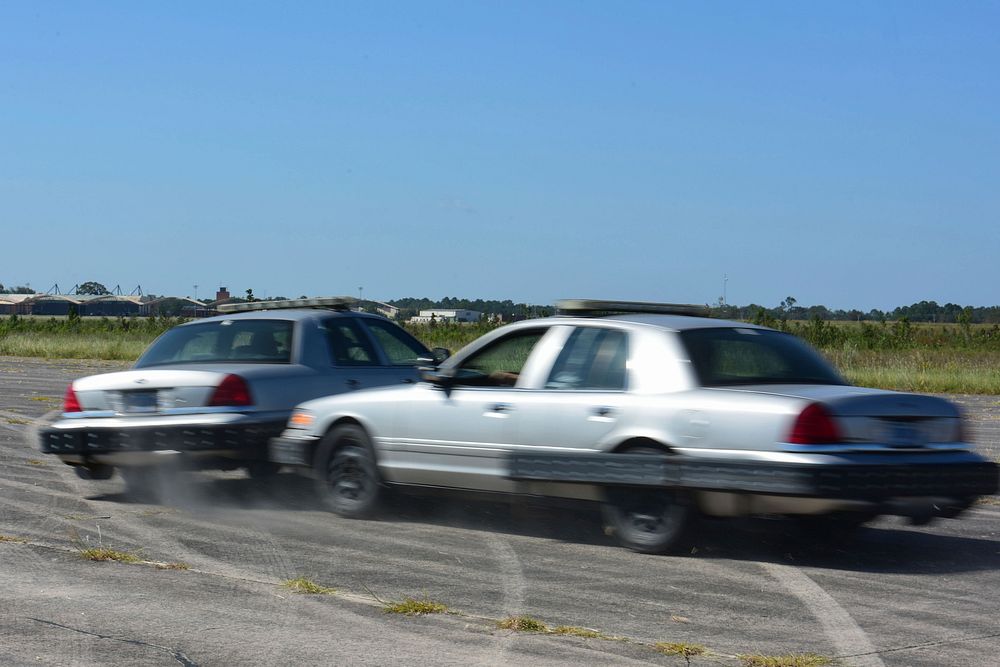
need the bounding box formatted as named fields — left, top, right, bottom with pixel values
left=1, top=357, right=998, bottom=666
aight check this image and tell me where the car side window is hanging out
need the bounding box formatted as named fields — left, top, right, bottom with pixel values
left=362, top=319, right=429, bottom=366
left=324, top=318, right=379, bottom=366
left=454, top=329, right=546, bottom=387
left=545, top=327, right=627, bottom=390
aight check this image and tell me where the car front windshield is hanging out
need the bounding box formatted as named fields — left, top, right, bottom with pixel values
left=679, top=327, right=846, bottom=387
left=136, top=319, right=294, bottom=366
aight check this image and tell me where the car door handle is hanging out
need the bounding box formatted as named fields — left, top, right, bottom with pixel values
left=490, top=403, right=513, bottom=413
left=591, top=406, right=615, bottom=418
left=346, top=379, right=361, bottom=389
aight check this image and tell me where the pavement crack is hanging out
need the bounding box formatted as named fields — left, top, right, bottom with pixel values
left=28, top=617, right=198, bottom=666
left=841, top=630, right=1000, bottom=659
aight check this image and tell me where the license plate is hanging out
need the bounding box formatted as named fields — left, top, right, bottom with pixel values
left=886, top=422, right=924, bottom=448
left=123, top=390, right=159, bottom=413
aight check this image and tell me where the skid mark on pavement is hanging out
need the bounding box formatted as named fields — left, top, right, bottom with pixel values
left=485, top=533, right=528, bottom=664
left=761, top=562, right=885, bottom=667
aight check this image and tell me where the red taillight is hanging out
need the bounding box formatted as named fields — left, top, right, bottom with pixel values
left=63, top=384, right=82, bottom=413
left=208, top=374, right=253, bottom=407
left=788, top=403, right=841, bottom=444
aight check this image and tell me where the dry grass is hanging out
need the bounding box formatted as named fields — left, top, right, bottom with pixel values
left=78, top=547, right=142, bottom=563
left=0, top=534, right=28, bottom=543
left=281, top=577, right=336, bottom=595
left=155, top=562, right=190, bottom=570
left=497, top=615, right=549, bottom=632
left=552, top=625, right=603, bottom=639
left=382, top=597, right=449, bottom=615
left=656, top=642, right=707, bottom=665
left=739, top=654, right=832, bottom=667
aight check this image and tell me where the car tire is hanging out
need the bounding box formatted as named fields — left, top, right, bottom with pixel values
left=601, top=446, right=695, bottom=554
left=315, top=424, right=382, bottom=518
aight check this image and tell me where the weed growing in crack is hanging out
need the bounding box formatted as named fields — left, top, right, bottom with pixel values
left=281, top=577, right=336, bottom=595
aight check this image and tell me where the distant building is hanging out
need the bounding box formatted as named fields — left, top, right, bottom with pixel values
left=408, top=309, right=481, bottom=324
left=0, top=293, right=38, bottom=315
left=20, top=294, right=142, bottom=316
left=215, top=287, right=231, bottom=302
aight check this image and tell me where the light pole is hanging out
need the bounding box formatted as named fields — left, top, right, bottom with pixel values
left=723, top=274, right=728, bottom=307
left=193, top=284, right=198, bottom=301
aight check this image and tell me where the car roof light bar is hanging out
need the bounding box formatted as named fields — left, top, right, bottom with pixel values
left=217, top=296, right=357, bottom=313
left=555, top=299, right=709, bottom=317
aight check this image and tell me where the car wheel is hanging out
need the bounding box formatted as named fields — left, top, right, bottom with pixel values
left=601, top=446, right=694, bottom=554
left=315, top=425, right=382, bottom=518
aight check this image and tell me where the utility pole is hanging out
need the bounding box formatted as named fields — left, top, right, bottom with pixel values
left=358, top=286, right=363, bottom=301
left=193, top=284, right=198, bottom=301
left=723, top=274, right=728, bottom=307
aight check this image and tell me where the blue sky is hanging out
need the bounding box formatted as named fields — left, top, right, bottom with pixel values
left=1, top=2, right=997, bottom=310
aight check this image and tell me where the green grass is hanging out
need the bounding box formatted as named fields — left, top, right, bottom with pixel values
left=825, top=349, right=1000, bottom=394
left=281, top=577, right=336, bottom=595
left=2, top=314, right=998, bottom=393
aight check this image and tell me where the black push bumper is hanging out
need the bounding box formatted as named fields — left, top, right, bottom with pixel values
left=268, top=434, right=320, bottom=467
left=40, top=421, right=286, bottom=456
left=507, top=451, right=999, bottom=501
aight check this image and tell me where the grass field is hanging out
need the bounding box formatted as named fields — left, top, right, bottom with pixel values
left=1, top=315, right=997, bottom=394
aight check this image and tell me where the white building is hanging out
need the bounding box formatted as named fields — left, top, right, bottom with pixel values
left=408, top=309, right=481, bottom=324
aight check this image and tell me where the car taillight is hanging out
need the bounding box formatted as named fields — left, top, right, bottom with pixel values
left=63, top=384, right=82, bottom=413
left=208, top=374, right=253, bottom=407
left=788, top=403, right=841, bottom=444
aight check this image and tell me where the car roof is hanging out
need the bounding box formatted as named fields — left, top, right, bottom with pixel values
left=511, top=312, right=770, bottom=333
left=176, top=308, right=384, bottom=326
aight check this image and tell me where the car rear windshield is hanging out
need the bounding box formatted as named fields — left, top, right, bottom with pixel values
left=679, top=327, right=845, bottom=387
left=136, top=320, right=294, bottom=366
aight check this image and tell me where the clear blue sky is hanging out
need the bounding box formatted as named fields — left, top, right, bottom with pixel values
left=2, top=2, right=997, bottom=310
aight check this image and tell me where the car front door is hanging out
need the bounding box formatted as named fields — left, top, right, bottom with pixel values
left=382, top=327, right=554, bottom=491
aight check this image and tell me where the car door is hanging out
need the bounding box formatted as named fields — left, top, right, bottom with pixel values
left=511, top=324, right=630, bottom=452
left=320, top=317, right=385, bottom=392
left=384, top=326, right=554, bottom=491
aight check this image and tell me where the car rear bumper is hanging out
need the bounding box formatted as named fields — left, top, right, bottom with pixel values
left=507, top=451, right=999, bottom=502
left=39, top=412, right=289, bottom=465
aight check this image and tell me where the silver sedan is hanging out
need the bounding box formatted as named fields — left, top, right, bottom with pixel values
left=270, top=300, right=998, bottom=553
left=39, top=298, right=439, bottom=496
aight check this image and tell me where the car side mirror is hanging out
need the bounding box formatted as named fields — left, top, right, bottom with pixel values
left=421, top=367, right=457, bottom=393
left=417, top=347, right=451, bottom=369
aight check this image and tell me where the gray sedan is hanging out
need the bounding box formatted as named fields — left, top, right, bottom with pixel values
left=39, top=297, right=439, bottom=495
left=270, top=300, right=997, bottom=553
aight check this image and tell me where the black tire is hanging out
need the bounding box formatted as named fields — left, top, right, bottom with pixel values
left=245, top=460, right=282, bottom=479
left=601, top=445, right=695, bottom=554
left=314, top=424, right=382, bottom=518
